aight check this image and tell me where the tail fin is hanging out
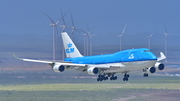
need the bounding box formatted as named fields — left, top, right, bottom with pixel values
left=61, top=32, right=83, bottom=58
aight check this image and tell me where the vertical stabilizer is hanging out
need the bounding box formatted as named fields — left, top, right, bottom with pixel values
left=61, top=32, right=83, bottom=58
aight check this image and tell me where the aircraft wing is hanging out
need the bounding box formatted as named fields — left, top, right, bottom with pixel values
left=14, top=54, right=85, bottom=65
left=13, top=54, right=119, bottom=70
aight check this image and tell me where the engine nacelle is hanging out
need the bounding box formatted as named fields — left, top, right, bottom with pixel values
left=154, top=62, right=165, bottom=71
left=53, top=64, right=66, bottom=72
left=147, top=67, right=156, bottom=74
left=87, top=67, right=99, bottom=75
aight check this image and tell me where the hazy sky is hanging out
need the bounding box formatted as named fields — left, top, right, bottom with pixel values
left=0, top=0, right=180, bottom=47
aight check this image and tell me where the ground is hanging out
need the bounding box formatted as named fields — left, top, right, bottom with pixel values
left=0, top=69, right=180, bottom=101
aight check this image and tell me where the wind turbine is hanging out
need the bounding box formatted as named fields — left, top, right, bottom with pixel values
left=119, top=24, right=127, bottom=51
left=81, top=30, right=90, bottom=56
left=81, top=25, right=95, bottom=56
left=163, top=22, right=170, bottom=63
left=83, top=33, right=87, bottom=56
left=87, top=26, right=95, bottom=56
left=64, top=10, right=80, bottom=41
left=44, top=13, right=60, bottom=61
left=145, top=32, right=154, bottom=50
left=44, top=13, right=65, bottom=61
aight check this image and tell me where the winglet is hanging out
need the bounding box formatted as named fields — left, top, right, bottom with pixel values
left=13, top=54, right=53, bottom=64
left=157, top=52, right=166, bottom=61
left=13, top=54, right=20, bottom=60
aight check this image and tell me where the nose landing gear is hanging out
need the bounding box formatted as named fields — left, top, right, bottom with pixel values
left=143, top=73, right=148, bottom=77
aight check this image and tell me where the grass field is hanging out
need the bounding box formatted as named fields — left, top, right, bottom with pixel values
left=0, top=71, right=180, bottom=101
left=0, top=83, right=180, bottom=101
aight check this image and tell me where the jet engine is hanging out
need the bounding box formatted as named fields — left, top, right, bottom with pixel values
left=154, top=62, right=165, bottom=71
left=147, top=67, right=156, bottom=74
left=87, top=67, right=99, bottom=75
left=53, top=64, right=66, bottom=72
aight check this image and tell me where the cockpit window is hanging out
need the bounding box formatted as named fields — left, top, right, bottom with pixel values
left=144, top=50, right=150, bottom=52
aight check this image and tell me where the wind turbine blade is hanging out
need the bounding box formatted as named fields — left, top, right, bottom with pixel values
left=87, top=24, right=90, bottom=32
left=91, top=26, right=95, bottom=32
left=43, top=13, right=55, bottom=24
left=143, top=32, right=149, bottom=37
left=90, top=26, right=95, bottom=35
left=121, top=24, right=127, bottom=36
left=69, top=10, right=75, bottom=27
left=79, top=28, right=87, bottom=33
left=60, top=8, right=66, bottom=25
left=87, top=25, right=95, bottom=35
left=150, top=30, right=156, bottom=37
left=150, top=33, right=154, bottom=37
left=56, top=20, right=60, bottom=25
left=163, top=21, right=168, bottom=34
left=56, top=13, right=66, bottom=25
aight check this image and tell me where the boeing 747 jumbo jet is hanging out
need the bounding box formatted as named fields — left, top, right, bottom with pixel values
left=15, top=32, right=166, bottom=81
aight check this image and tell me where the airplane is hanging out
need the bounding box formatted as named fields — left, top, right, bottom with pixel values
left=14, top=32, right=166, bottom=81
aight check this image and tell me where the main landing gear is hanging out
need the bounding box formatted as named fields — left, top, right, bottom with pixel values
left=97, top=73, right=117, bottom=82
left=123, top=73, right=129, bottom=81
left=97, top=73, right=130, bottom=82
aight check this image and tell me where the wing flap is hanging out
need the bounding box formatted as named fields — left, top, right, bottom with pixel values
left=87, top=63, right=124, bottom=69
left=55, top=62, right=86, bottom=67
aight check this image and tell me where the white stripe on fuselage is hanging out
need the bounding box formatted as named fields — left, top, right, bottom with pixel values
left=103, top=60, right=157, bottom=73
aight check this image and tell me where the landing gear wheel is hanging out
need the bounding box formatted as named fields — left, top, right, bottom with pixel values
left=97, top=78, right=100, bottom=81
left=143, top=73, right=148, bottom=77
left=114, top=76, right=117, bottom=80
left=123, top=73, right=129, bottom=81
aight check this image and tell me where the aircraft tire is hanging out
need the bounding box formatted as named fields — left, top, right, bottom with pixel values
left=143, top=73, right=148, bottom=77
left=126, top=78, right=128, bottom=81
left=97, top=78, right=100, bottom=81
left=114, top=76, right=117, bottom=80
left=123, top=77, right=128, bottom=81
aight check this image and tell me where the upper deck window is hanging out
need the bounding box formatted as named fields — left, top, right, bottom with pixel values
left=144, top=50, right=150, bottom=52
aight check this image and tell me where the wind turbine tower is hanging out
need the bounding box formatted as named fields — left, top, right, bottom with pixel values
left=146, top=33, right=154, bottom=49
left=82, top=33, right=88, bottom=56
left=163, top=22, right=170, bottom=63
left=81, top=26, right=95, bottom=56
left=59, top=9, right=66, bottom=60
left=88, top=32, right=94, bottom=56
left=119, top=24, right=127, bottom=51
left=164, top=32, right=168, bottom=63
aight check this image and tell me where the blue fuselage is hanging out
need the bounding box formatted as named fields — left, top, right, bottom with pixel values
left=64, top=48, right=157, bottom=64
